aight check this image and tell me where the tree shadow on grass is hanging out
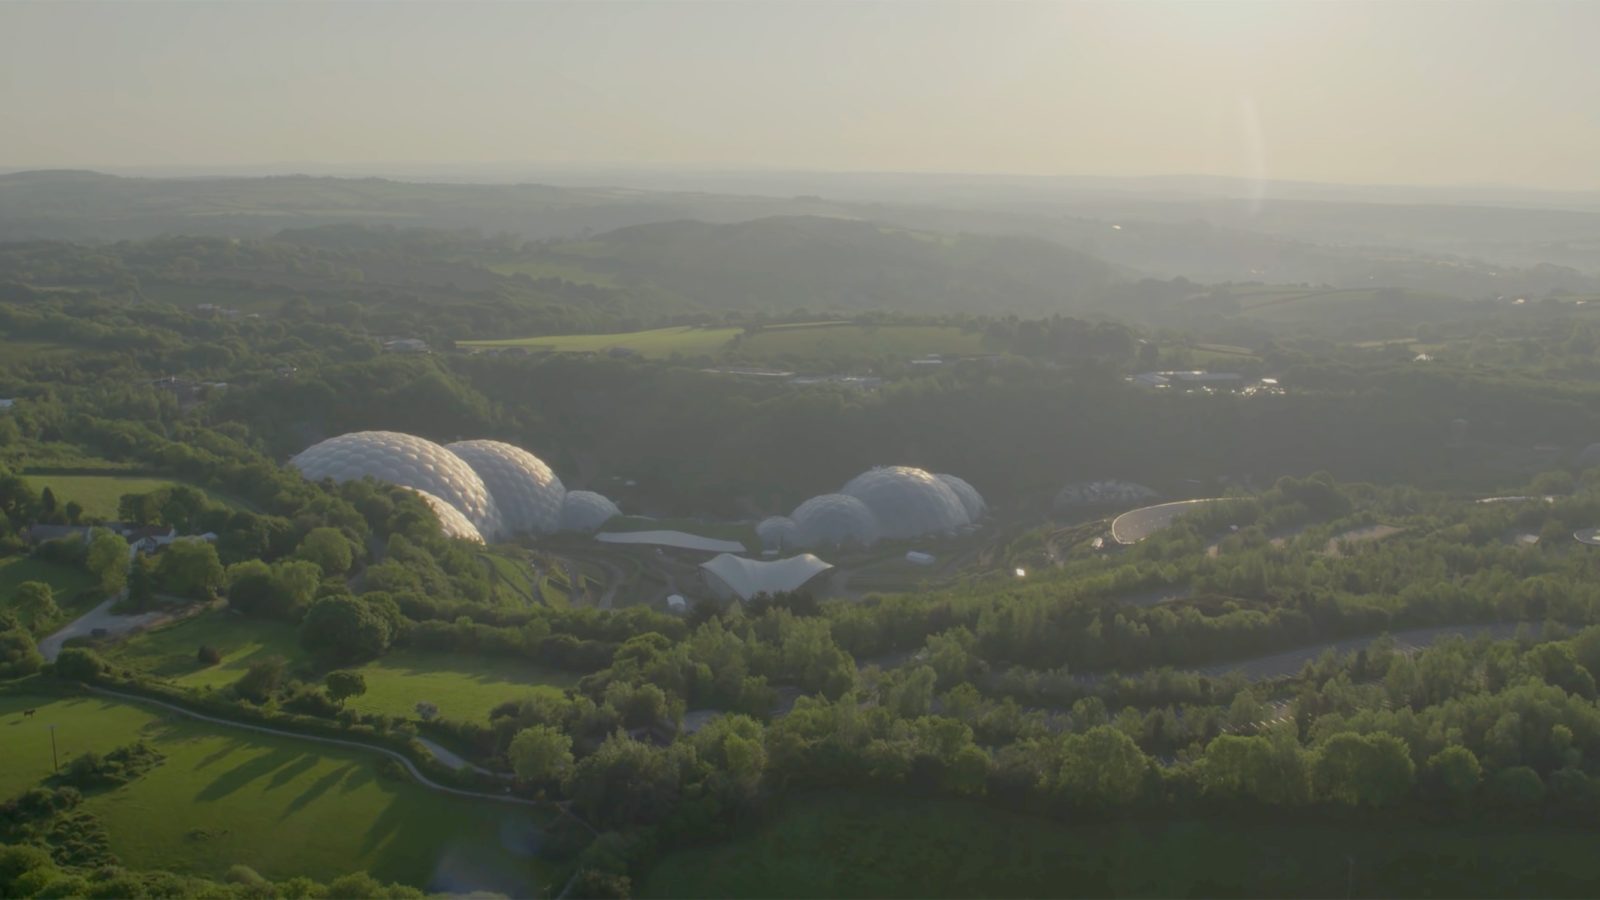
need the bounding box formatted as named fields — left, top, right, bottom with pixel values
left=265, top=754, right=320, bottom=791
left=194, top=747, right=301, bottom=803
left=280, top=763, right=357, bottom=820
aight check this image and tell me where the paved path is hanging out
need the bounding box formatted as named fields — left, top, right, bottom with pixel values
left=86, top=685, right=537, bottom=807
left=38, top=594, right=164, bottom=662
left=416, top=736, right=507, bottom=779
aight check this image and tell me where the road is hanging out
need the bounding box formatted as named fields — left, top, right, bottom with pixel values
left=37, top=594, right=165, bottom=662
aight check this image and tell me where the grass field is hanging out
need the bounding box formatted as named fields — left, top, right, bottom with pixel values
left=0, top=554, right=100, bottom=618
left=106, top=612, right=302, bottom=691
left=461, top=326, right=741, bottom=358
left=481, top=551, right=540, bottom=606
left=736, top=324, right=988, bottom=361
left=486, top=259, right=619, bottom=288
left=0, top=690, right=555, bottom=893
left=20, top=474, right=230, bottom=520
left=639, top=791, right=1600, bottom=898
left=107, top=612, right=578, bottom=723
left=347, top=649, right=579, bottom=723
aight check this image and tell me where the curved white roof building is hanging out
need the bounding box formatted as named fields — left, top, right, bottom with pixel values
left=699, top=553, right=834, bottom=602
left=756, top=516, right=799, bottom=550
left=791, top=493, right=881, bottom=548
left=936, top=473, right=986, bottom=522
left=560, top=490, right=621, bottom=532
left=401, top=487, right=485, bottom=543
left=445, top=440, right=567, bottom=535
left=291, top=431, right=505, bottom=539
left=841, top=466, right=971, bottom=539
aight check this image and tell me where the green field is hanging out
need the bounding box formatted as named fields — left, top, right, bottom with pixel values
left=735, top=324, right=988, bottom=361
left=106, top=612, right=302, bottom=691
left=640, top=791, right=1600, bottom=898
left=20, top=474, right=228, bottom=519
left=0, top=554, right=100, bottom=619
left=348, top=649, right=579, bottom=723
left=108, top=612, right=578, bottom=724
left=462, top=325, right=741, bottom=358
left=0, top=690, right=554, bottom=892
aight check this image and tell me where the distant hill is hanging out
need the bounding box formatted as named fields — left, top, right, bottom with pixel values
left=517, top=216, right=1126, bottom=315
left=0, top=169, right=855, bottom=243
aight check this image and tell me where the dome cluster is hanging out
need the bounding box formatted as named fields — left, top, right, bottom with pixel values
left=291, top=431, right=619, bottom=543
left=761, top=466, right=984, bottom=551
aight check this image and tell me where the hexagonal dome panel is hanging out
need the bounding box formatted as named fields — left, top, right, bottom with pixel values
left=791, top=493, right=881, bottom=548
left=559, top=490, right=620, bottom=532
left=291, top=431, right=504, bottom=539
left=840, top=466, right=970, bottom=539
left=446, top=439, right=567, bottom=536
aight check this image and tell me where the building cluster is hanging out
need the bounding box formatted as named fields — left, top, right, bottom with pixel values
left=24, top=521, right=215, bottom=559
left=290, top=431, right=619, bottom=544
left=1128, top=370, right=1283, bottom=396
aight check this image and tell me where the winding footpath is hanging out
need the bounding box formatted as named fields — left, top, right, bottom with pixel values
left=85, top=685, right=536, bottom=807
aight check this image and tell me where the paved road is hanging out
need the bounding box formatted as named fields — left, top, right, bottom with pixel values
left=37, top=594, right=164, bottom=662
left=416, top=736, right=506, bottom=779
left=86, top=685, right=537, bottom=807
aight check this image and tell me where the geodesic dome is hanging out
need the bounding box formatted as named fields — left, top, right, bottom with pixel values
left=445, top=440, right=567, bottom=535
left=791, top=493, right=881, bottom=548
left=840, top=466, right=971, bottom=539
left=559, top=490, right=620, bottom=532
left=401, top=487, right=485, bottom=543
left=291, top=431, right=504, bottom=539
left=936, top=473, right=986, bottom=522
left=756, top=516, right=799, bottom=550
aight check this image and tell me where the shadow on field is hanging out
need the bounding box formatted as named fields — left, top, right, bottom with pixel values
left=266, top=754, right=320, bottom=790
left=195, top=747, right=302, bottom=802
left=281, top=763, right=357, bottom=819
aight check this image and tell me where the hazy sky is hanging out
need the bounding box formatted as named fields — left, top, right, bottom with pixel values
left=4, top=1, right=1598, bottom=188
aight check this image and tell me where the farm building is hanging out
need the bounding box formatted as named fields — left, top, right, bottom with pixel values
left=699, top=553, right=834, bottom=602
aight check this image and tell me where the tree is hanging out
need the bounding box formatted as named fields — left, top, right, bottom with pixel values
left=52, top=646, right=105, bottom=682
left=85, top=528, right=129, bottom=597
left=415, top=701, right=439, bottom=721
left=509, top=725, right=575, bottom=784
left=1054, top=726, right=1149, bottom=807
left=156, top=539, right=225, bottom=600
left=325, top=670, right=367, bottom=705
left=297, top=527, right=355, bottom=577
left=1423, top=746, right=1482, bottom=806
left=299, top=596, right=392, bottom=664
left=227, top=558, right=320, bottom=620
left=126, top=554, right=158, bottom=612
left=569, top=733, right=683, bottom=827
left=11, top=581, right=58, bottom=632
left=1314, top=732, right=1415, bottom=807
left=233, top=656, right=287, bottom=704
left=0, top=628, right=43, bottom=678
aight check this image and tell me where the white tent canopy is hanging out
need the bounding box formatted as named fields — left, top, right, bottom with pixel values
left=698, top=553, right=834, bottom=602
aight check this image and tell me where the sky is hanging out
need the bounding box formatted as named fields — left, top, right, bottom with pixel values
left=3, top=0, right=1599, bottom=189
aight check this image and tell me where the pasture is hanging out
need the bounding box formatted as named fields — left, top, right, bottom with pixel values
left=20, top=474, right=228, bottom=519
left=346, top=649, right=579, bottom=723
left=106, top=612, right=578, bottom=724
left=0, top=554, right=99, bottom=618
left=639, top=790, right=1600, bottom=898
left=0, top=690, right=554, bottom=893
left=461, top=325, right=741, bottom=358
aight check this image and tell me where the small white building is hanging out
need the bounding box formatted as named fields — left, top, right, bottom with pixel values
left=666, top=594, right=688, bottom=614
left=905, top=550, right=936, bottom=566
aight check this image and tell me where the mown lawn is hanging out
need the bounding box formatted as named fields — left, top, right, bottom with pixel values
left=0, top=690, right=556, bottom=893
left=19, top=474, right=233, bottom=520
left=639, top=791, right=1600, bottom=898
left=461, top=325, right=741, bottom=358
left=348, top=649, right=579, bottom=724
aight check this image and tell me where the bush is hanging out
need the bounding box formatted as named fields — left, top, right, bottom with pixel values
left=196, top=645, right=223, bottom=666
left=52, top=647, right=106, bottom=682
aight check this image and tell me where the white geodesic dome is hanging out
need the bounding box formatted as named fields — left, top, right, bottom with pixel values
left=559, top=490, right=620, bottom=532
left=445, top=440, right=567, bottom=535
left=840, top=466, right=971, bottom=539
left=291, top=431, right=505, bottom=539
left=756, top=516, right=799, bottom=550
left=401, top=487, right=485, bottom=543
left=935, top=473, right=986, bottom=522
left=791, top=493, right=881, bottom=548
